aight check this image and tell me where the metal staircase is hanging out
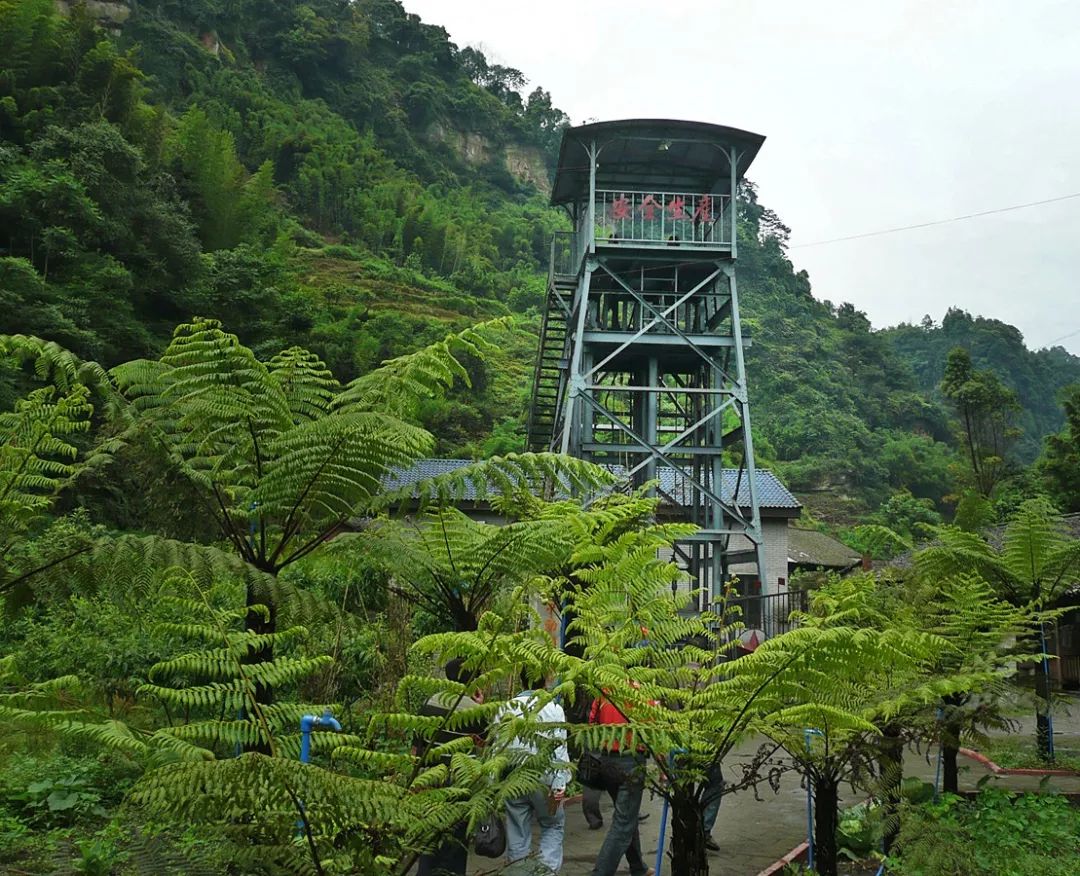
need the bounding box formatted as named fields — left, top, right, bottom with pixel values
left=525, top=275, right=573, bottom=453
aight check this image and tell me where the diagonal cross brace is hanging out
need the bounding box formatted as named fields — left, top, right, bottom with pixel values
left=579, top=392, right=757, bottom=533
left=585, top=264, right=724, bottom=380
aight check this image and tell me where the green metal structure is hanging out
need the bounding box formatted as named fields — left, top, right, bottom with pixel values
left=526, top=119, right=768, bottom=606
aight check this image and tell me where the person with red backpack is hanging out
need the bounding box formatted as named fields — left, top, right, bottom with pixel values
left=587, top=691, right=654, bottom=876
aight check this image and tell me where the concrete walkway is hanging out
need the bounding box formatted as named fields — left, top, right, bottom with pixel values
left=474, top=706, right=1080, bottom=876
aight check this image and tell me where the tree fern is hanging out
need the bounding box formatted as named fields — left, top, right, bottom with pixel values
left=2, top=321, right=614, bottom=591
left=351, top=505, right=583, bottom=631
left=333, top=320, right=503, bottom=421
left=914, top=499, right=1080, bottom=762
left=0, top=384, right=89, bottom=524
left=0, top=654, right=149, bottom=756
left=0, top=333, right=115, bottom=399
left=126, top=570, right=350, bottom=759
left=0, top=383, right=95, bottom=597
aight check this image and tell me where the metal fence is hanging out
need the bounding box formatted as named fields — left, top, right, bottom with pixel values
left=1060, top=655, right=1080, bottom=690
left=712, top=589, right=808, bottom=642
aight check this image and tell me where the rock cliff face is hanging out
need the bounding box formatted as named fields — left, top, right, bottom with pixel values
left=505, top=144, right=551, bottom=197
left=429, top=124, right=551, bottom=195
left=54, top=0, right=130, bottom=27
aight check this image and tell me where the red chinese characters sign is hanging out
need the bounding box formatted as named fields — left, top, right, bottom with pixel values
left=610, top=194, right=632, bottom=221
left=693, top=196, right=712, bottom=224
left=666, top=196, right=687, bottom=220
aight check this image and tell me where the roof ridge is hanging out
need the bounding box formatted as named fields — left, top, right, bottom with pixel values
left=386, top=459, right=800, bottom=511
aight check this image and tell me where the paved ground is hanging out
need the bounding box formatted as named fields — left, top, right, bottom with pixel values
left=468, top=696, right=1080, bottom=876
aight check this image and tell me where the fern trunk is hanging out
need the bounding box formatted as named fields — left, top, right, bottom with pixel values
left=812, top=776, right=839, bottom=876
left=1035, top=655, right=1053, bottom=762
left=940, top=694, right=963, bottom=795
left=668, top=792, right=708, bottom=876
left=879, top=723, right=903, bottom=854
left=941, top=742, right=959, bottom=795
left=246, top=579, right=277, bottom=713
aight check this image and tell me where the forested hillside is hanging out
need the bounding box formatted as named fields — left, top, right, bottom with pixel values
left=2, top=0, right=1078, bottom=523
left=885, top=310, right=1080, bottom=462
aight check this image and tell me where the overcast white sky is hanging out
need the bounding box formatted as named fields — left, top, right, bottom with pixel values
left=405, top=0, right=1080, bottom=354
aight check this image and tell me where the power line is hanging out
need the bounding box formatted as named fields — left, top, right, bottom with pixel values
left=791, top=191, right=1080, bottom=249
left=1047, top=326, right=1080, bottom=346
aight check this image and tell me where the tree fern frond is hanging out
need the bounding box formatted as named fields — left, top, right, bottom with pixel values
left=334, top=320, right=507, bottom=421
left=372, top=452, right=617, bottom=514
left=268, top=346, right=341, bottom=424
left=0, top=333, right=117, bottom=401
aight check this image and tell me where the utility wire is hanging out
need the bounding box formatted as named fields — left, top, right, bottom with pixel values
left=1047, top=326, right=1080, bottom=345
left=791, top=191, right=1080, bottom=249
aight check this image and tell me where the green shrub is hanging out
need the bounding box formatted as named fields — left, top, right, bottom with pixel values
left=322, top=243, right=365, bottom=261
left=837, top=802, right=881, bottom=860
left=893, top=789, right=1080, bottom=876
left=0, top=751, right=138, bottom=828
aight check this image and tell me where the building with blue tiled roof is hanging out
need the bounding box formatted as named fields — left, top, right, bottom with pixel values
left=384, top=459, right=804, bottom=607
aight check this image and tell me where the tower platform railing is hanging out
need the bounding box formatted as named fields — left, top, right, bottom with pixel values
left=712, top=589, right=807, bottom=641
left=595, top=190, right=732, bottom=248
left=549, top=230, right=579, bottom=282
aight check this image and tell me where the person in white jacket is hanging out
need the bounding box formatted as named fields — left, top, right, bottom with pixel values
left=497, top=682, right=571, bottom=873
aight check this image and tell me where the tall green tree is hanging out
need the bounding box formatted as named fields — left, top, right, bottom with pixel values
left=1039, top=383, right=1080, bottom=512
left=169, top=107, right=277, bottom=251
left=940, top=347, right=1021, bottom=497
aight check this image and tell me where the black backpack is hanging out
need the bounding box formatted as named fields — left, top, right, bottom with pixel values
left=564, top=685, right=596, bottom=725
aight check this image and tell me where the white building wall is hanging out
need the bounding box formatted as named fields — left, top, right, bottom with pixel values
left=660, top=517, right=791, bottom=603
left=725, top=518, right=789, bottom=596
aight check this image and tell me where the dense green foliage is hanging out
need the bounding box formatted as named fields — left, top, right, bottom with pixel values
left=893, top=790, right=1080, bottom=876
left=1039, top=383, right=1080, bottom=512
left=2, top=5, right=1079, bottom=874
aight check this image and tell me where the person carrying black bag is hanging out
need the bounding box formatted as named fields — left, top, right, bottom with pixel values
left=565, top=687, right=605, bottom=831
left=586, top=693, right=654, bottom=876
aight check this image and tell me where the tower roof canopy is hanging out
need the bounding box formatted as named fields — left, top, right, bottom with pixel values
left=551, top=118, right=765, bottom=206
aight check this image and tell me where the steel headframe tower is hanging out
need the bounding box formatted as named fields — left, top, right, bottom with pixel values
left=526, top=119, right=767, bottom=606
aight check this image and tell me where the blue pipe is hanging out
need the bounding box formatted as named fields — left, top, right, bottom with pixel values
left=804, top=729, right=823, bottom=872
left=933, top=745, right=942, bottom=801
left=297, top=709, right=342, bottom=837
left=654, top=795, right=670, bottom=876
left=300, top=708, right=342, bottom=764
left=653, top=748, right=686, bottom=876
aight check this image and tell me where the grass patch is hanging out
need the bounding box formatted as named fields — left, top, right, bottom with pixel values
left=979, top=735, right=1080, bottom=772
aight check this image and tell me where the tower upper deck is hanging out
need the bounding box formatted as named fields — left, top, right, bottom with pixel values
left=550, top=119, right=765, bottom=270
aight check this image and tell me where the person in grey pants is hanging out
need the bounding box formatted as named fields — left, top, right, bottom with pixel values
left=589, top=753, right=651, bottom=876
left=583, top=784, right=651, bottom=830
left=701, top=763, right=724, bottom=851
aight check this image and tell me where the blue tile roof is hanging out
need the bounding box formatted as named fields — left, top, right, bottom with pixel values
left=384, top=459, right=800, bottom=512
